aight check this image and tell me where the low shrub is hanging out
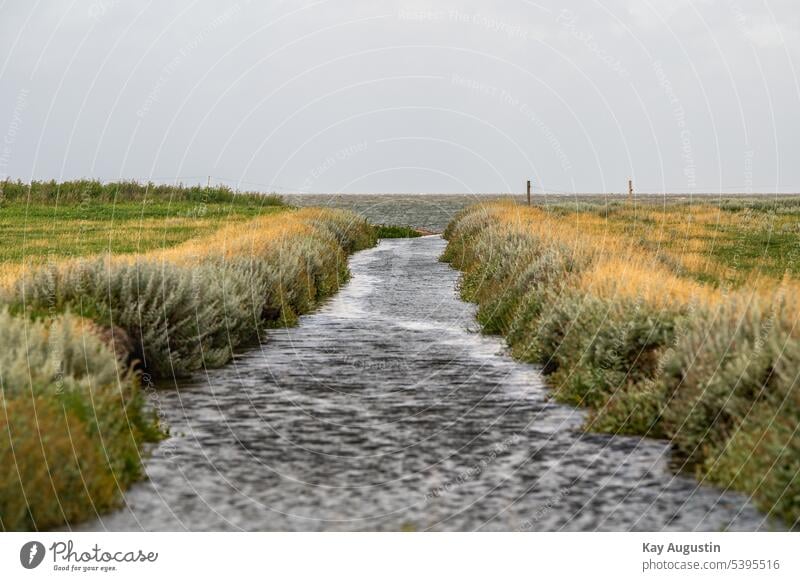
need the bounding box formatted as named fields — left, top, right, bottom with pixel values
left=588, top=380, right=669, bottom=437
left=711, top=398, right=800, bottom=526
left=12, top=209, right=375, bottom=378
left=375, top=225, right=422, bottom=239
left=0, top=396, right=118, bottom=531
left=526, top=293, right=678, bottom=411
left=660, top=296, right=796, bottom=469
left=0, top=310, right=159, bottom=531
left=659, top=295, right=800, bottom=525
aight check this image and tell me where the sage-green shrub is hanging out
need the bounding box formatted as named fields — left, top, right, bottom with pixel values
left=0, top=310, right=158, bottom=531
left=661, top=297, right=794, bottom=468
left=659, top=296, right=800, bottom=525
left=13, top=211, right=375, bottom=378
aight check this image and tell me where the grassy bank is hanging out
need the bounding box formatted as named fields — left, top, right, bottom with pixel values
left=442, top=200, right=800, bottom=527
left=0, top=192, right=376, bottom=530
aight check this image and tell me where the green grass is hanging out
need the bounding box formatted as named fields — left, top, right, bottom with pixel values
left=375, top=224, right=422, bottom=238
left=710, top=228, right=800, bottom=279
left=0, top=200, right=284, bottom=266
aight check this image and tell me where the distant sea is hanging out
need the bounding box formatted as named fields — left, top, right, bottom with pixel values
left=284, top=192, right=796, bottom=232
left=284, top=194, right=522, bottom=232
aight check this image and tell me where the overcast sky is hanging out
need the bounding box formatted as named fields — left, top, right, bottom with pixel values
left=1, top=0, right=798, bottom=194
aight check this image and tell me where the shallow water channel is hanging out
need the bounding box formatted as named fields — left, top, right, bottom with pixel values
left=86, top=236, right=771, bottom=531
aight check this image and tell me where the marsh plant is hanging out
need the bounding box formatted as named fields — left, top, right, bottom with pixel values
left=12, top=208, right=376, bottom=377
left=0, top=310, right=159, bottom=531
left=443, top=202, right=800, bottom=526
left=1, top=207, right=376, bottom=530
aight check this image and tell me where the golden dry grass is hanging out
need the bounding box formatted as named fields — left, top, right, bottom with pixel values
left=0, top=205, right=297, bottom=290
left=151, top=209, right=328, bottom=265
left=478, top=201, right=800, bottom=311
left=0, top=201, right=276, bottom=287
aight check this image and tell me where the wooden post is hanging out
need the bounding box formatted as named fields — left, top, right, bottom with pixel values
left=527, top=179, right=531, bottom=206
left=628, top=178, right=633, bottom=198
left=207, top=175, right=212, bottom=188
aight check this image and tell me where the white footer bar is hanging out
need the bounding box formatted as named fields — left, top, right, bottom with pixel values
left=1, top=532, right=796, bottom=580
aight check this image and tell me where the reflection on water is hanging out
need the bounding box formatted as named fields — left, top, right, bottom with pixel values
left=85, top=237, right=771, bottom=531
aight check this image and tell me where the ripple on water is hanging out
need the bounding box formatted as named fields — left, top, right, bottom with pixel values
left=84, top=236, right=775, bottom=531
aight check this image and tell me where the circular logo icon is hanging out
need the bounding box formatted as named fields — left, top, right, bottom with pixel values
left=20, top=541, right=46, bottom=569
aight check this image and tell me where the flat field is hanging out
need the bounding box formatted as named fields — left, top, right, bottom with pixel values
left=537, top=197, right=800, bottom=286
left=0, top=201, right=283, bottom=282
